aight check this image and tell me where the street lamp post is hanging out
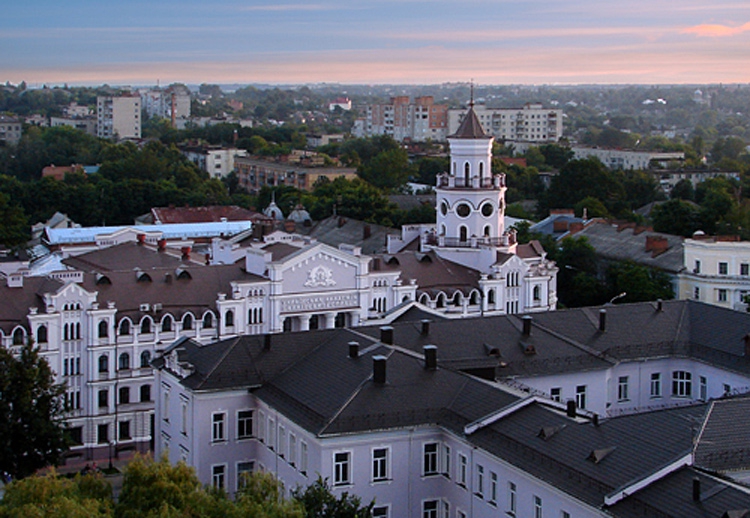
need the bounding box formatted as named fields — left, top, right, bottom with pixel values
left=608, top=292, right=627, bottom=305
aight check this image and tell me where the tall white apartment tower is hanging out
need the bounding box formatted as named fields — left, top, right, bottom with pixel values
left=436, top=100, right=507, bottom=252
left=97, top=94, right=141, bottom=140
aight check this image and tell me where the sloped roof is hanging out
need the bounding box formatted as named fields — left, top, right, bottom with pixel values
left=151, top=205, right=269, bottom=225
left=374, top=250, right=481, bottom=297
left=694, top=396, right=750, bottom=472
left=62, top=242, right=198, bottom=272
left=450, top=105, right=492, bottom=139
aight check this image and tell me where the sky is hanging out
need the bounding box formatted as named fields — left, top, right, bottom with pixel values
left=2, top=0, right=750, bottom=86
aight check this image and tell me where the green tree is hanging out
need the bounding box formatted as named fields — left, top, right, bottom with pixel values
left=670, top=179, right=695, bottom=201
left=0, top=341, right=68, bottom=480
left=357, top=147, right=411, bottom=191
left=0, top=192, right=29, bottom=247
left=651, top=199, right=702, bottom=237
left=574, top=196, right=609, bottom=218
left=235, top=471, right=303, bottom=517
left=292, top=476, right=373, bottom=518
left=115, top=454, right=235, bottom=518
left=555, top=236, right=607, bottom=308
left=606, top=261, right=674, bottom=303
left=0, top=470, right=113, bottom=518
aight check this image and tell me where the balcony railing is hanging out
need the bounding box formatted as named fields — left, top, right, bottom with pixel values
left=437, top=174, right=506, bottom=189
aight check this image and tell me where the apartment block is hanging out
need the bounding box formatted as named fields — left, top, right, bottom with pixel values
left=448, top=102, right=563, bottom=143
left=97, top=94, right=141, bottom=140
left=355, top=96, right=448, bottom=142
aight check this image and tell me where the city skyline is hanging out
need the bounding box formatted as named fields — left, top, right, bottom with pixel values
left=2, top=0, right=750, bottom=86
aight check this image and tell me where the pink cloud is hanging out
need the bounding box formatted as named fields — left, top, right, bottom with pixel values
left=682, top=21, right=750, bottom=37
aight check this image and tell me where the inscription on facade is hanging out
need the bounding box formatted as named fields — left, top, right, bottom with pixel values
left=281, top=293, right=358, bottom=313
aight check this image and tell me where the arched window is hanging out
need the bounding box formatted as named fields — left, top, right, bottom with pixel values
left=12, top=328, right=24, bottom=345
left=98, top=355, right=109, bottom=373
left=183, top=314, right=193, bottom=330
left=98, top=320, right=108, bottom=338
left=453, top=292, right=462, bottom=306
left=162, top=315, right=173, bottom=333
left=484, top=225, right=491, bottom=237
left=464, top=162, right=470, bottom=185
left=37, top=325, right=48, bottom=344
left=75, top=323, right=81, bottom=339
left=225, top=310, right=234, bottom=327
left=436, top=293, right=446, bottom=308
left=488, top=289, right=496, bottom=305
left=140, top=350, right=151, bottom=368
left=119, top=320, right=131, bottom=336
left=64, top=323, right=70, bottom=341
left=533, top=285, right=541, bottom=301
left=258, top=308, right=263, bottom=323
left=119, top=352, right=130, bottom=371
left=470, top=291, right=480, bottom=305
left=203, top=313, right=213, bottom=329
left=479, top=162, right=484, bottom=182
left=140, top=318, right=152, bottom=334
left=459, top=226, right=468, bottom=242
left=419, top=293, right=430, bottom=305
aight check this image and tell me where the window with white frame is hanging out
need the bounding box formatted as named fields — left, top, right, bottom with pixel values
left=181, top=401, right=188, bottom=435
left=561, top=511, right=571, bottom=518
left=278, top=425, right=286, bottom=458
left=372, top=506, right=389, bottom=518
left=700, top=375, right=707, bottom=401
left=268, top=417, right=276, bottom=450
left=289, top=433, right=296, bottom=467
left=300, top=441, right=308, bottom=474
left=212, top=412, right=226, bottom=442
left=237, top=410, right=253, bottom=439
left=257, top=410, right=265, bottom=442
left=422, top=500, right=438, bottom=518
left=550, top=387, right=561, bottom=402
left=458, top=453, right=467, bottom=487
left=650, top=372, right=662, bottom=398
left=476, top=464, right=485, bottom=497
left=423, top=442, right=439, bottom=476
left=719, top=262, right=728, bottom=275
left=718, top=289, right=728, bottom=302
left=441, top=444, right=451, bottom=477
left=508, top=481, right=517, bottom=515
left=490, top=471, right=498, bottom=504
left=212, top=464, right=226, bottom=489
left=534, top=495, right=543, bottom=518
left=237, top=461, right=254, bottom=490
left=694, top=286, right=700, bottom=300
left=372, top=447, right=389, bottom=481
left=333, top=451, right=351, bottom=486
left=618, top=376, right=629, bottom=402
left=742, top=263, right=749, bottom=276
left=575, top=385, right=587, bottom=409
left=672, top=371, right=692, bottom=397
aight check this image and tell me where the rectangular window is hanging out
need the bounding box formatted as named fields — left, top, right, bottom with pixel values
left=534, top=495, right=543, bottom=518
left=561, top=512, right=571, bottom=518
left=575, top=385, right=587, bottom=409
left=98, top=389, right=108, bottom=408
left=718, top=289, right=728, bottom=302
left=119, top=387, right=130, bottom=405
left=508, top=481, right=517, bottom=515
left=181, top=402, right=188, bottom=436
left=212, top=412, right=226, bottom=442
left=423, top=442, right=439, bottom=476
left=268, top=418, right=276, bottom=450
left=694, top=260, right=701, bottom=274
left=458, top=453, right=467, bottom=487
left=719, top=262, right=728, bottom=275
left=422, top=500, right=438, bottom=518
left=237, top=461, right=254, bottom=490
left=372, top=447, right=388, bottom=481
left=289, top=433, right=296, bottom=467
left=490, top=471, right=498, bottom=504
left=700, top=376, right=707, bottom=401
left=476, top=464, right=484, bottom=497
left=372, top=506, right=389, bottom=518
left=441, top=444, right=451, bottom=477
left=741, top=263, right=749, bottom=276
left=212, top=464, right=226, bottom=489
left=97, top=423, right=108, bottom=444
left=672, top=371, right=692, bottom=397
left=300, top=441, right=308, bottom=474
left=650, top=372, right=662, bottom=398
left=119, top=420, right=131, bottom=440
left=237, top=410, right=254, bottom=439
left=278, top=425, right=286, bottom=458
left=257, top=411, right=265, bottom=442
left=333, top=451, right=351, bottom=486
left=694, top=286, right=700, bottom=300
left=618, top=376, right=629, bottom=402
left=550, top=387, right=561, bottom=402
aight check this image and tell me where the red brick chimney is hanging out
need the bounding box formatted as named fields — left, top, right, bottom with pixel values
left=645, top=235, right=668, bottom=257
left=157, top=239, right=167, bottom=252
left=181, top=246, right=191, bottom=261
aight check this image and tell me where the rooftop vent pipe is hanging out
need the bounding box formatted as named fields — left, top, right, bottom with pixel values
left=380, top=326, right=394, bottom=345
left=599, top=309, right=607, bottom=332
left=421, top=319, right=431, bottom=335
left=522, top=315, right=532, bottom=336
left=424, top=345, right=437, bottom=370
left=348, top=341, right=360, bottom=359
left=373, top=355, right=387, bottom=384
left=566, top=400, right=577, bottom=418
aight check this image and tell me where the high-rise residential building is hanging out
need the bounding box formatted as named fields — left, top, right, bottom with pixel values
left=447, top=102, right=563, bottom=143
left=141, top=85, right=191, bottom=121
left=97, top=94, right=141, bottom=140
left=354, top=96, right=448, bottom=142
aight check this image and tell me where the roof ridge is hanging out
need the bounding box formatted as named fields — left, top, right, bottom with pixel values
left=197, top=336, right=244, bottom=388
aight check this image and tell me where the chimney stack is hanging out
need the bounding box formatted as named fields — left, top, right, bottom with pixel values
left=181, top=246, right=191, bottom=261
left=421, top=319, right=431, bottom=335
left=656, top=299, right=663, bottom=312
left=424, top=345, right=437, bottom=370
left=348, top=341, right=360, bottom=359
left=593, top=413, right=599, bottom=427
left=380, top=326, right=394, bottom=345
left=373, top=355, right=387, bottom=384
left=263, top=334, right=271, bottom=351
left=599, top=309, right=607, bottom=332
left=157, top=239, right=167, bottom=252
left=522, top=315, right=532, bottom=336
left=137, top=233, right=146, bottom=245
left=692, top=477, right=701, bottom=502
left=566, top=400, right=577, bottom=418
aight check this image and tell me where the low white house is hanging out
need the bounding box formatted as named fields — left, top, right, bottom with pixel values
left=680, top=236, right=750, bottom=310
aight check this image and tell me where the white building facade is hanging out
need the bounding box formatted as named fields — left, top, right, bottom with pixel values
left=447, top=103, right=563, bottom=143
left=97, top=94, right=141, bottom=140
left=680, top=237, right=750, bottom=310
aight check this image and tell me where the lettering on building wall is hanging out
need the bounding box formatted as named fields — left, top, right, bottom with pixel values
left=281, top=293, right=358, bottom=313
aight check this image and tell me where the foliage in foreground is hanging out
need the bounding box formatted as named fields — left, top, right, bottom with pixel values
left=1, top=455, right=374, bottom=518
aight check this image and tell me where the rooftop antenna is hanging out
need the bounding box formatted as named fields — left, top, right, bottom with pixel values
left=469, top=79, right=475, bottom=108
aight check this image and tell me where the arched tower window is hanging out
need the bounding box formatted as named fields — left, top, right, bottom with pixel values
left=479, top=162, right=484, bottom=183
left=98, top=320, right=108, bottom=338
left=460, top=226, right=468, bottom=242
left=225, top=310, right=234, bottom=327
left=36, top=325, right=48, bottom=344
left=464, top=162, right=470, bottom=185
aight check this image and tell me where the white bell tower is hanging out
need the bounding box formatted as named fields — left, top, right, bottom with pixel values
left=436, top=96, right=507, bottom=247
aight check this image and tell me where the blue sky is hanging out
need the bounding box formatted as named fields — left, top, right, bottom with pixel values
left=2, top=0, right=750, bottom=85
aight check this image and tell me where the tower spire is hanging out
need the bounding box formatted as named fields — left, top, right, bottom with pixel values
left=469, top=79, right=475, bottom=108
